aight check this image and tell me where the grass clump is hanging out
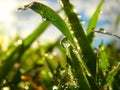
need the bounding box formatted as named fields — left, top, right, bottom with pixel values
left=0, top=0, right=120, bottom=90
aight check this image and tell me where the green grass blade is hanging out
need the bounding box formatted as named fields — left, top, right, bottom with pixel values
left=23, top=21, right=50, bottom=48
left=115, top=13, right=120, bottom=30
left=99, top=43, right=109, bottom=71
left=20, top=2, right=73, bottom=42
left=87, top=0, right=104, bottom=43
left=106, top=64, right=120, bottom=88
left=59, top=0, right=96, bottom=77
left=66, top=46, right=91, bottom=90
left=0, top=21, right=49, bottom=82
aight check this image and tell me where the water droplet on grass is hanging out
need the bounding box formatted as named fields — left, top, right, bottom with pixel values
left=2, top=86, right=10, bottom=90
left=61, top=37, right=70, bottom=48
left=42, top=17, right=47, bottom=21
left=77, top=14, right=81, bottom=19
left=14, top=39, right=23, bottom=46
left=99, top=28, right=105, bottom=32
left=73, top=8, right=77, bottom=12
left=70, top=30, right=74, bottom=34
left=52, top=85, right=58, bottom=90
left=99, top=59, right=102, bottom=62
left=73, top=37, right=78, bottom=43
left=99, top=10, right=103, bottom=14
left=73, top=49, right=79, bottom=55
left=45, top=53, right=49, bottom=57
left=80, top=20, right=85, bottom=25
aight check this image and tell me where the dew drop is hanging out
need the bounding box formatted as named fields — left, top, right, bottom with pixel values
left=70, top=30, right=74, bottom=34
left=99, top=28, right=105, bottom=32
left=60, top=37, right=70, bottom=48
left=77, top=14, right=81, bottom=19
left=45, top=53, right=49, bottom=57
left=80, top=20, right=85, bottom=25
left=17, top=40, right=23, bottom=45
left=73, top=8, right=77, bottom=12
left=14, top=39, right=23, bottom=46
left=49, top=54, right=54, bottom=59
left=24, top=82, right=30, bottom=90
left=14, top=63, right=20, bottom=69
left=24, top=85, right=29, bottom=90
left=2, top=86, right=10, bottom=90
left=73, top=49, right=78, bottom=55
left=99, top=10, right=103, bottom=14
left=48, top=71, right=53, bottom=78
left=52, top=85, right=58, bottom=90
left=73, top=37, right=78, bottom=43
left=65, top=86, right=68, bottom=89
left=99, top=59, right=102, bottom=62
left=42, top=16, right=48, bottom=21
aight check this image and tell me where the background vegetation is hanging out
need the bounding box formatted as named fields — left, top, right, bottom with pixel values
left=0, top=0, right=120, bottom=90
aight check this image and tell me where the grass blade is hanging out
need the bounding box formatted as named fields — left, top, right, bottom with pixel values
left=66, top=46, right=91, bottom=90
left=0, top=21, right=50, bottom=82
left=23, top=21, right=50, bottom=48
left=99, top=43, right=109, bottom=71
left=59, top=0, right=96, bottom=77
left=87, top=0, right=104, bottom=43
left=106, top=64, right=120, bottom=88
left=19, top=2, right=73, bottom=42
left=115, top=13, right=120, bottom=30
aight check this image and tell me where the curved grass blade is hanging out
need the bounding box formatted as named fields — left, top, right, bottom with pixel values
left=0, top=21, right=50, bottom=82
left=59, top=0, right=96, bottom=77
left=19, top=2, right=73, bottom=42
left=87, top=0, right=104, bottom=43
